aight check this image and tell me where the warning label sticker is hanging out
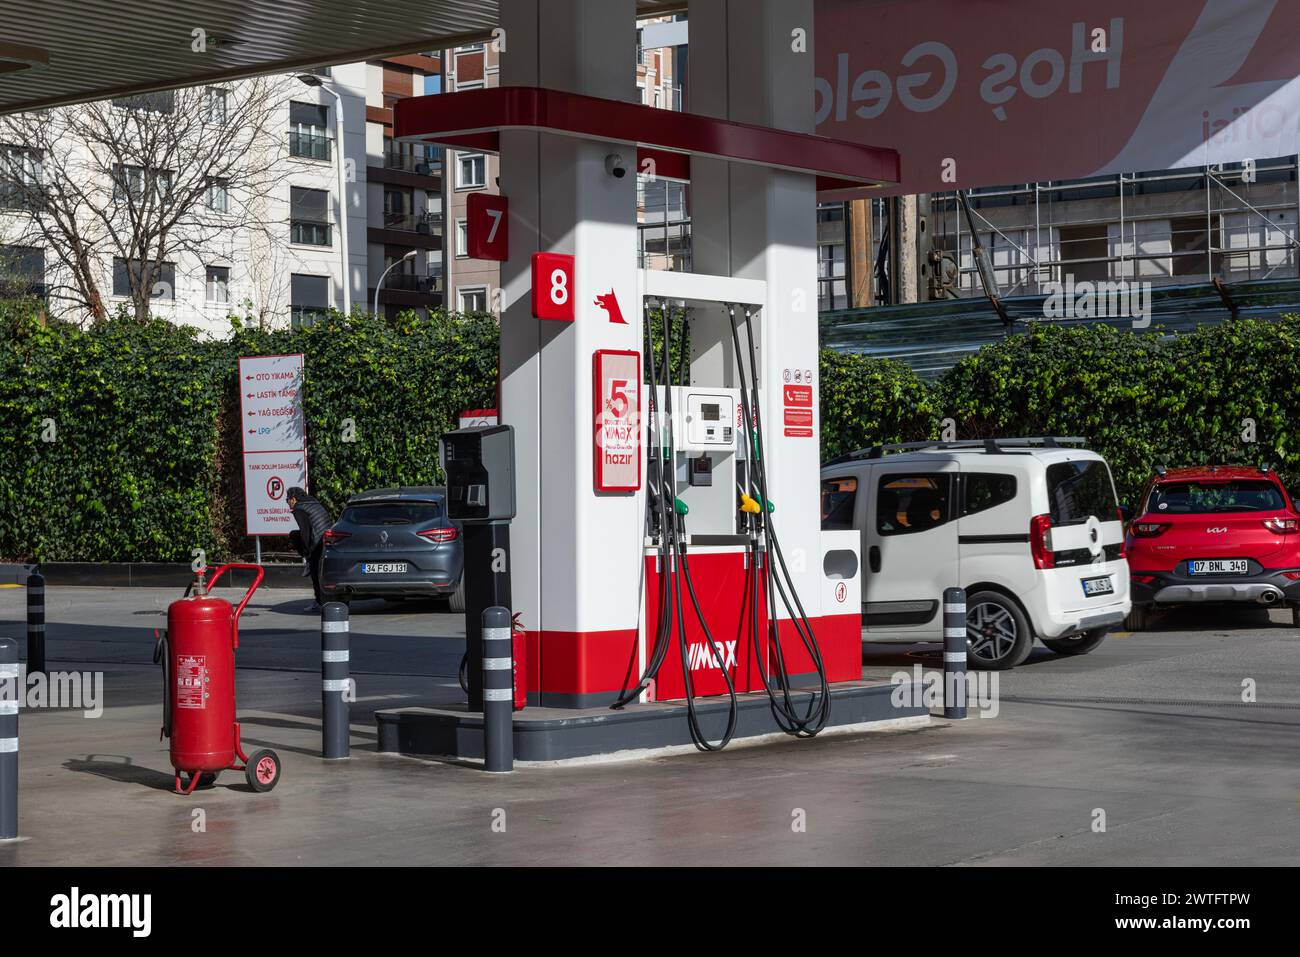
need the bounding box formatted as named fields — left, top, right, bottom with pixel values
left=176, top=654, right=206, bottom=710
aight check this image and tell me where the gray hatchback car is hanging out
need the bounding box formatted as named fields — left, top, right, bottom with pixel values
left=319, top=487, right=465, bottom=609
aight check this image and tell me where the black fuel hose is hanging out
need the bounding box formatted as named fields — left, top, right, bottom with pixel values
left=727, top=304, right=830, bottom=736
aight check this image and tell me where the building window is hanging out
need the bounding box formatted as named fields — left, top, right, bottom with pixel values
left=0, top=245, right=45, bottom=298
left=206, top=265, right=230, bottom=304
left=112, top=91, right=175, bottom=114
left=113, top=164, right=172, bottom=205
left=113, top=258, right=175, bottom=299
left=207, top=178, right=229, bottom=213
left=458, top=285, right=488, bottom=312
left=456, top=153, right=486, bottom=189
left=288, top=102, right=331, bottom=160
left=817, top=242, right=846, bottom=311
left=205, top=87, right=228, bottom=125
left=290, top=273, right=330, bottom=327
left=1057, top=223, right=1111, bottom=283
left=290, top=186, right=331, bottom=246
left=455, top=218, right=468, bottom=257
left=0, top=145, right=42, bottom=211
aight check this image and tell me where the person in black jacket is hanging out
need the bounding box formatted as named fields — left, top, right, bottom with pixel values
left=287, top=486, right=333, bottom=607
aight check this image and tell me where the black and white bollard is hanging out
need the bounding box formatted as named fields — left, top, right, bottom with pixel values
left=482, top=606, right=514, bottom=773
left=0, top=637, right=18, bottom=840
left=943, top=587, right=968, bottom=720
left=26, top=572, right=45, bottom=677
left=321, top=602, right=350, bottom=760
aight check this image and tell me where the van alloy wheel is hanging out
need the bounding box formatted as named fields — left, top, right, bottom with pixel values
left=964, top=591, right=1035, bottom=669
left=967, top=602, right=1017, bottom=661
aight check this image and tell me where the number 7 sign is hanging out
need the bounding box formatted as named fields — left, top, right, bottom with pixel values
left=467, top=193, right=508, bottom=261
left=532, top=252, right=575, bottom=322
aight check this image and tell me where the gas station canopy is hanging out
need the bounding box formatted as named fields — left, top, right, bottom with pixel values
left=0, top=1, right=691, bottom=114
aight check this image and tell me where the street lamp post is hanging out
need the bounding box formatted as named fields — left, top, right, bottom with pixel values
left=296, top=74, right=351, bottom=316
left=374, top=249, right=418, bottom=318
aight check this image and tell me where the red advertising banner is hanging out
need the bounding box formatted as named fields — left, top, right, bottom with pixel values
left=815, top=0, right=1300, bottom=195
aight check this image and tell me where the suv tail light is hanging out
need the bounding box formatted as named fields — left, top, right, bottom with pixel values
left=1116, top=508, right=1127, bottom=558
left=417, top=525, right=459, bottom=543
left=1131, top=522, right=1170, bottom=537
left=323, top=528, right=350, bottom=546
left=1030, top=514, right=1054, bottom=569
left=1262, top=517, right=1299, bottom=534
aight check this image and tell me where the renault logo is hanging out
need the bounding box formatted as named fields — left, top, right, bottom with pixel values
left=379, top=530, right=389, bottom=544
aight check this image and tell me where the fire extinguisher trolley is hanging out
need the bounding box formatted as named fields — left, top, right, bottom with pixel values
left=157, top=563, right=282, bottom=795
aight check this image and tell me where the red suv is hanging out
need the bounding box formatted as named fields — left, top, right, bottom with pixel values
left=1125, top=465, right=1300, bottom=629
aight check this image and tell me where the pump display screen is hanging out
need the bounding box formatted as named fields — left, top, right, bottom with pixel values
left=701, top=403, right=720, bottom=421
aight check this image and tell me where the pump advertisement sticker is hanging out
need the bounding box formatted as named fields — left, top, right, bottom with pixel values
left=593, top=350, right=641, bottom=493
left=176, top=654, right=206, bottom=710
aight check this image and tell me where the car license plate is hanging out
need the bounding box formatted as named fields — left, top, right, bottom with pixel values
left=1189, top=559, right=1248, bottom=575
left=361, top=562, right=408, bottom=574
left=1081, top=575, right=1114, bottom=597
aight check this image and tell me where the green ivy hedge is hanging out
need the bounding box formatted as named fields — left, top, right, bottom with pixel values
left=0, top=309, right=496, bottom=562
left=0, top=310, right=227, bottom=562
left=4, top=307, right=1299, bottom=561
left=934, top=319, right=1300, bottom=503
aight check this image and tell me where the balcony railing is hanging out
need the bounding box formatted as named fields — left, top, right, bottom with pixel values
left=383, top=150, right=442, bottom=175
left=290, top=221, right=332, bottom=246
left=380, top=211, right=444, bottom=235
left=381, top=272, right=443, bottom=295
left=289, top=131, right=332, bottom=161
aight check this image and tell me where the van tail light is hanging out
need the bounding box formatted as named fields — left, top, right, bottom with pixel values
left=323, top=528, right=350, bottom=546
left=1030, top=514, right=1054, bottom=569
left=1262, top=517, right=1299, bottom=534
left=1132, top=522, right=1170, bottom=537
left=418, top=525, right=459, bottom=543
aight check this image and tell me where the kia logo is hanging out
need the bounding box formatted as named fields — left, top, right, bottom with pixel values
left=1206, top=527, right=1228, bottom=533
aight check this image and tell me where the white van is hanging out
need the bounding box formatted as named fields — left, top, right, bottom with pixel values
left=820, top=438, right=1131, bottom=669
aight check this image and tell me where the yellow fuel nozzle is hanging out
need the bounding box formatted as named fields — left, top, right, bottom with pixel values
left=739, top=494, right=773, bottom=514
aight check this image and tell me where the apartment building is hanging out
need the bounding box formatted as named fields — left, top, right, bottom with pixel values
left=0, top=16, right=687, bottom=332
left=442, top=42, right=500, bottom=314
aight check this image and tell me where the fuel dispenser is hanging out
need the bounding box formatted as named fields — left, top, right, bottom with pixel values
left=440, top=424, right=524, bottom=711
left=616, top=296, right=831, bottom=750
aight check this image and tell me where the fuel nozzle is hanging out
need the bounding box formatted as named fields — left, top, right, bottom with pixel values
left=739, top=493, right=774, bottom=514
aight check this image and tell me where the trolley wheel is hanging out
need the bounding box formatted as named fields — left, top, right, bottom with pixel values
left=185, top=771, right=219, bottom=790
left=245, top=749, right=282, bottom=793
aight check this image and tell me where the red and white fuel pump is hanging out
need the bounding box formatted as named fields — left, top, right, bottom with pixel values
left=155, top=563, right=282, bottom=795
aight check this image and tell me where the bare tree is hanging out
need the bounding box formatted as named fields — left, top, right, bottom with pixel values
left=0, top=77, right=295, bottom=324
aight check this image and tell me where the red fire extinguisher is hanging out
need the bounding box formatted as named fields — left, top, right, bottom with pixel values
left=155, top=563, right=281, bottom=795
left=511, top=611, right=527, bottom=711
left=458, top=612, right=527, bottom=710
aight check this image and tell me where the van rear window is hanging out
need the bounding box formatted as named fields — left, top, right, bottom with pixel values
left=342, top=501, right=442, bottom=525
left=1046, top=461, right=1117, bottom=526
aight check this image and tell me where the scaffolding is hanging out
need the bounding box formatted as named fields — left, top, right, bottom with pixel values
left=906, top=157, right=1300, bottom=300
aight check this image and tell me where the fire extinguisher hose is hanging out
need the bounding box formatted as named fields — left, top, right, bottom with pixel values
left=153, top=630, right=172, bottom=740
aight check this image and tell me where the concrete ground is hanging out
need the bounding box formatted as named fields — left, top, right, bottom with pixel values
left=1, top=582, right=1297, bottom=866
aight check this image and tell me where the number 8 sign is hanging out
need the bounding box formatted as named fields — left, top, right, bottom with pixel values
left=532, top=252, right=575, bottom=322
